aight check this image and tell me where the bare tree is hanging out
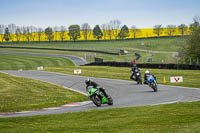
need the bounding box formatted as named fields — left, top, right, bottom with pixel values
left=153, top=25, right=163, bottom=37
left=178, top=24, right=188, bottom=36
left=107, top=23, right=112, bottom=40
left=101, top=24, right=107, bottom=40
left=53, top=26, right=59, bottom=41
left=165, top=25, right=176, bottom=37
left=21, top=26, right=27, bottom=41
left=37, top=28, right=43, bottom=42
left=81, top=23, right=91, bottom=40
left=130, top=26, right=141, bottom=39
left=59, top=26, right=67, bottom=41
left=0, top=24, right=6, bottom=42
left=8, top=24, right=16, bottom=34
left=15, top=27, right=22, bottom=42
left=8, top=24, right=16, bottom=42
left=110, top=19, right=121, bottom=39
left=20, top=26, right=32, bottom=42
left=87, top=30, right=92, bottom=40
left=8, top=24, right=17, bottom=41
left=30, top=26, right=37, bottom=41
left=24, top=27, right=31, bottom=42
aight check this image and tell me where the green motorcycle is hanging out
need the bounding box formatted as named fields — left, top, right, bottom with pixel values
left=87, top=86, right=113, bottom=107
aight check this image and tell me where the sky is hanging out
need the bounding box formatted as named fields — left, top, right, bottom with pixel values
left=0, top=0, right=200, bottom=29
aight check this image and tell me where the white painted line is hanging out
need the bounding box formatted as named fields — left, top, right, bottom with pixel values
left=150, top=100, right=180, bottom=106
left=44, top=107, right=60, bottom=110
left=16, top=111, right=35, bottom=114
left=149, top=98, right=200, bottom=106
left=79, top=101, right=92, bottom=105
left=159, top=84, right=200, bottom=90
left=62, top=104, right=78, bottom=107
left=62, top=86, right=88, bottom=96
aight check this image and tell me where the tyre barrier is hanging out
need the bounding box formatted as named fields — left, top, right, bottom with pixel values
left=85, top=62, right=200, bottom=70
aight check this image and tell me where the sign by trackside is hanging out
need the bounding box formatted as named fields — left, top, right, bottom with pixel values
left=170, top=76, right=183, bottom=83
left=74, top=69, right=82, bottom=74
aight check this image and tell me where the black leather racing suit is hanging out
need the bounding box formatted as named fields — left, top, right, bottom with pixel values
left=130, top=67, right=140, bottom=80
left=86, top=80, right=108, bottom=97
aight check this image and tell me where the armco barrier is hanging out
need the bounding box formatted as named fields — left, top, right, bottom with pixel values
left=95, top=57, right=104, bottom=63
left=85, top=62, right=200, bottom=70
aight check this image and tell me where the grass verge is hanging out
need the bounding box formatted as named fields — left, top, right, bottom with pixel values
left=0, top=101, right=200, bottom=133
left=45, top=66, right=200, bottom=88
left=0, top=53, right=74, bottom=70
left=0, top=72, right=88, bottom=112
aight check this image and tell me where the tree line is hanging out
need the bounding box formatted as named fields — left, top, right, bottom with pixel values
left=179, top=16, right=200, bottom=64
left=0, top=19, right=194, bottom=43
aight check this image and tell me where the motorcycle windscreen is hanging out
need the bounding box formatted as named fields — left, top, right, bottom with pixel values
left=147, top=75, right=154, bottom=83
left=87, top=86, right=97, bottom=96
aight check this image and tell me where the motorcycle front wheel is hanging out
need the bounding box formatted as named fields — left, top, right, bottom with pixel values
left=91, top=94, right=101, bottom=107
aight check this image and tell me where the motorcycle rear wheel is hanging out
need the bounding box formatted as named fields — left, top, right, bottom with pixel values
left=136, top=76, right=142, bottom=84
left=152, top=83, right=158, bottom=92
left=139, top=78, right=142, bottom=84
left=107, top=95, right=113, bottom=105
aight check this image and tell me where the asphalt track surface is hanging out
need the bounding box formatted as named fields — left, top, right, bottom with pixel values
left=1, top=70, right=200, bottom=118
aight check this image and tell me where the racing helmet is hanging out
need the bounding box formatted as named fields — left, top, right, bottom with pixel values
left=85, top=78, right=90, bottom=84
left=145, top=70, right=150, bottom=74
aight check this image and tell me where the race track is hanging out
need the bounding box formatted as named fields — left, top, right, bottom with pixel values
left=0, top=70, right=200, bottom=118
left=0, top=51, right=87, bottom=66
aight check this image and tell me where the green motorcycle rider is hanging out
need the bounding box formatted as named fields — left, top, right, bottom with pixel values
left=85, top=79, right=109, bottom=98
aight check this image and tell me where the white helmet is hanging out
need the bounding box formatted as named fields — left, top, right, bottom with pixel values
left=145, top=70, right=150, bottom=74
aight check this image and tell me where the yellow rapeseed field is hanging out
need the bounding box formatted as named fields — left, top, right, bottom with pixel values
left=0, top=28, right=190, bottom=42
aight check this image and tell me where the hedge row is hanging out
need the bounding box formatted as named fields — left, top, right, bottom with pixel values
left=85, top=62, right=200, bottom=70
left=0, top=35, right=185, bottom=44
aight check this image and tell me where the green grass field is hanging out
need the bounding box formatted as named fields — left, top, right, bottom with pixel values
left=0, top=101, right=200, bottom=133
left=0, top=37, right=187, bottom=64
left=0, top=37, right=183, bottom=64
left=0, top=47, right=176, bottom=64
left=45, top=66, right=200, bottom=88
left=0, top=72, right=88, bottom=112
left=0, top=37, right=182, bottom=52
left=0, top=53, right=74, bottom=70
